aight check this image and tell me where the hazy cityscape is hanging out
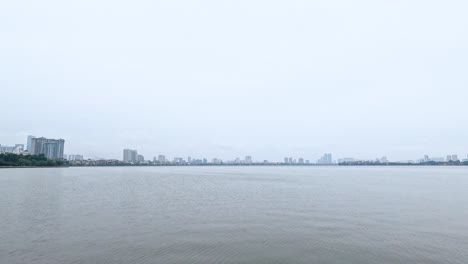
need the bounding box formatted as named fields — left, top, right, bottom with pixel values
left=2, top=135, right=468, bottom=167
left=2, top=0, right=468, bottom=262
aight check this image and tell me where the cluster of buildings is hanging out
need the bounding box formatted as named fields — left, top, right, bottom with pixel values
left=3, top=137, right=468, bottom=166
left=338, top=156, right=388, bottom=164
left=0, top=136, right=65, bottom=160
left=338, top=154, right=468, bottom=165
left=282, top=154, right=335, bottom=165
left=27, top=136, right=65, bottom=160
left=0, top=144, right=25, bottom=154
left=317, top=153, right=334, bottom=165
left=122, top=150, right=256, bottom=165
left=283, top=157, right=311, bottom=164
left=420, top=154, right=468, bottom=163
left=121, top=149, right=339, bottom=166
left=0, top=135, right=87, bottom=163
left=123, top=149, right=145, bottom=163
left=67, top=150, right=468, bottom=166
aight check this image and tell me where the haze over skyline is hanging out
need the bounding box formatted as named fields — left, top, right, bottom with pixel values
left=1, top=0, right=468, bottom=161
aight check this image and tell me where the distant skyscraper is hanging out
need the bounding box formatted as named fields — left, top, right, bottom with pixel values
left=317, top=153, right=333, bottom=165
left=27, top=135, right=35, bottom=152
left=30, top=137, right=65, bottom=159
left=284, top=157, right=288, bottom=164
left=452, top=154, right=459, bottom=161
left=245, top=156, right=252, bottom=164
left=188, top=157, right=192, bottom=164
left=446, top=155, right=452, bottom=162
left=158, top=155, right=166, bottom=163
left=123, top=149, right=138, bottom=163
left=298, top=158, right=304, bottom=164
left=288, top=157, right=293, bottom=164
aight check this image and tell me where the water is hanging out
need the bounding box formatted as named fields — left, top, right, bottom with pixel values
left=1, top=166, right=467, bottom=264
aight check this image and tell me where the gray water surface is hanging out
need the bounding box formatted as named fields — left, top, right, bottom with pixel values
left=1, top=166, right=467, bottom=264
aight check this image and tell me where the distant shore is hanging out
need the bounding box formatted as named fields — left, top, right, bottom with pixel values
left=2, top=164, right=467, bottom=169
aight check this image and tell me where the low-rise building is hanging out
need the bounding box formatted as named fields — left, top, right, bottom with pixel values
left=0, top=144, right=24, bottom=154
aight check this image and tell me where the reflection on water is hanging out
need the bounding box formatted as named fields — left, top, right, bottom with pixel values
left=1, top=166, right=468, bottom=264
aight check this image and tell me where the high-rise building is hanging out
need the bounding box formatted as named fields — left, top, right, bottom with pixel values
left=245, top=156, right=252, bottom=164
left=27, top=135, right=36, bottom=152
left=158, top=155, right=166, bottom=163
left=288, top=157, right=293, bottom=164
left=284, top=157, right=288, bottom=164
left=137, top=155, right=145, bottom=162
left=452, top=154, right=459, bottom=161
left=298, top=158, right=304, bottom=164
left=188, top=157, right=192, bottom=164
left=30, top=137, right=65, bottom=159
left=123, top=149, right=138, bottom=163
left=317, top=153, right=333, bottom=165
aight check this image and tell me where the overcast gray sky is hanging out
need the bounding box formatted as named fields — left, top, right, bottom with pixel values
left=1, top=0, right=467, bottom=161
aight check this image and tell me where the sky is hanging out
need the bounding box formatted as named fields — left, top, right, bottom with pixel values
left=1, top=0, right=468, bottom=161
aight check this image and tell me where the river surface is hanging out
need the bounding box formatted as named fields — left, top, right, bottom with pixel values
left=1, top=166, right=467, bottom=264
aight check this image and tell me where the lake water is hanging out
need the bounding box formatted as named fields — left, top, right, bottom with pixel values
left=1, top=166, right=467, bottom=264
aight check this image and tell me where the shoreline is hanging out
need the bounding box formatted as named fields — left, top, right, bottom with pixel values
left=2, top=164, right=468, bottom=169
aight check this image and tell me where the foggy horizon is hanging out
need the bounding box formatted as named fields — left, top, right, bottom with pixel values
left=2, top=0, right=467, bottom=161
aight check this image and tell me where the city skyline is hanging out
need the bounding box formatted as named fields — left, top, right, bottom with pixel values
left=3, top=121, right=468, bottom=162
left=1, top=135, right=468, bottom=164
left=2, top=135, right=468, bottom=166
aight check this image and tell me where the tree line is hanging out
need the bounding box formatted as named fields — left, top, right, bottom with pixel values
left=0, top=153, right=67, bottom=167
